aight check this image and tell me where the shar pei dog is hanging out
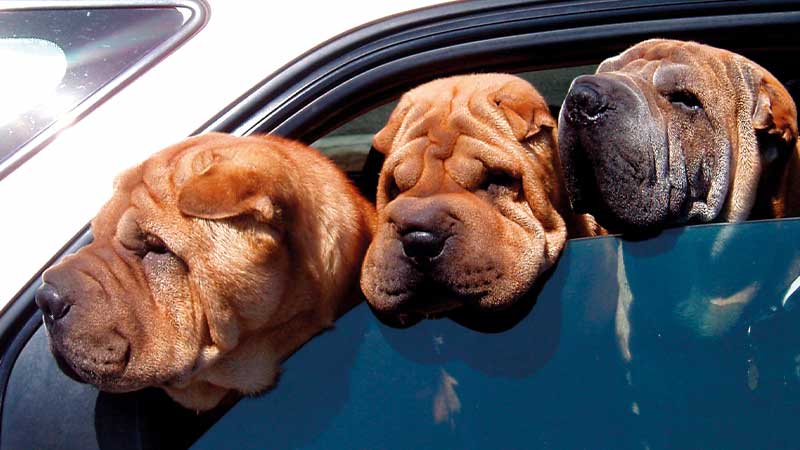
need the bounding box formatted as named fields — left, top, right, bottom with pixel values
left=361, top=74, right=599, bottom=328
left=559, top=39, right=800, bottom=232
left=35, top=133, right=375, bottom=411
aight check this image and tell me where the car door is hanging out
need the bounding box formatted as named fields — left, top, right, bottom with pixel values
left=2, top=1, right=800, bottom=449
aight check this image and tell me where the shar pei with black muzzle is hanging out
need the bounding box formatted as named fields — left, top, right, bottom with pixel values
left=35, top=133, right=375, bottom=411
left=559, top=39, right=800, bottom=232
left=360, top=74, right=599, bottom=327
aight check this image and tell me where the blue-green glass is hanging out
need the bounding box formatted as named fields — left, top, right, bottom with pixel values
left=194, top=218, right=800, bottom=450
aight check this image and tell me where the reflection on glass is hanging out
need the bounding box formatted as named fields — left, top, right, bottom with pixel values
left=193, top=218, right=800, bottom=449
left=433, top=368, right=461, bottom=428
left=5, top=218, right=800, bottom=449
left=0, top=38, right=67, bottom=126
left=0, top=7, right=186, bottom=171
left=782, top=271, right=800, bottom=311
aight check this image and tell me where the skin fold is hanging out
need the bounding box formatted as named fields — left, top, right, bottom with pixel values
left=361, top=73, right=599, bottom=327
left=558, top=39, right=800, bottom=232
left=36, top=133, right=375, bottom=411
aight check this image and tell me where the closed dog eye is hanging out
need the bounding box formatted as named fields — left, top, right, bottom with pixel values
left=125, top=233, right=171, bottom=258
left=479, top=170, right=522, bottom=199
left=143, top=234, right=169, bottom=255
left=119, top=223, right=171, bottom=258
left=665, top=90, right=704, bottom=111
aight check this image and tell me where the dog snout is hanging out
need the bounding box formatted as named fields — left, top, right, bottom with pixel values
left=388, top=197, right=457, bottom=261
left=35, top=282, right=72, bottom=321
left=564, top=76, right=611, bottom=124
left=400, top=230, right=447, bottom=259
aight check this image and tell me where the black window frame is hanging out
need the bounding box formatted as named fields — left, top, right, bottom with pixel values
left=2, top=0, right=800, bottom=447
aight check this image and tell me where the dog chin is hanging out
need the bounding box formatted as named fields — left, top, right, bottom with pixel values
left=51, top=347, right=88, bottom=384
left=50, top=341, right=140, bottom=391
left=369, top=282, right=469, bottom=327
left=56, top=355, right=135, bottom=392
left=377, top=279, right=510, bottom=324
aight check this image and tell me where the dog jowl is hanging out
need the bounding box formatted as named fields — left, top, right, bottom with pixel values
left=559, top=39, right=800, bottom=232
left=361, top=74, right=598, bottom=327
left=35, top=133, right=375, bottom=411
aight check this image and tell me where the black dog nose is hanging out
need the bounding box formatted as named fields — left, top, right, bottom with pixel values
left=35, top=283, right=71, bottom=321
left=564, top=82, right=609, bottom=123
left=401, top=230, right=446, bottom=259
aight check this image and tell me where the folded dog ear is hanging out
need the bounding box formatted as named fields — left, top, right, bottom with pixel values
left=726, top=64, right=798, bottom=221
left=747, top=72, right=800, bottom=218
left=178, top=161, right=276, bottom=221
left=493, top=81, right=557, bottom=142
left=373, top=98, right=413, bottom=155
left=752, top=74, right=798, bottom=149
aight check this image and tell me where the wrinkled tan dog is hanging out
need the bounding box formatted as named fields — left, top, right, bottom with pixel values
left=35, top=133, right=375, bottom=411
left=361, top=74, right=598, bottom=326
left=559, top=39, right=800, bottom=232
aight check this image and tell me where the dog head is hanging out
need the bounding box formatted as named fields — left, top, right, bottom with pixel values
left=559, top=39, right=798, bottom=231
left=36, top=133, right=372, bottom=410
left=360, top=74, right=569, bottom=326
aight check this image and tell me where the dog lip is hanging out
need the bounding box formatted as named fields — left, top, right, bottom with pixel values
left=49, top=330, right=133, bottom=387
left=401, top=281, right=467, bottom=315
left=420, top=300, right=462, bottom=316
left=51, top=346, right=88, bottom=384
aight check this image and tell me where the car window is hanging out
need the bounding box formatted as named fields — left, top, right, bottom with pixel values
left=5, top=219, right=799, bottom=450
left=191, top=218, right=800, bottom=449
left=312, top=65, right=598, bottom=172
left=0, top=3, right=204, bottom=179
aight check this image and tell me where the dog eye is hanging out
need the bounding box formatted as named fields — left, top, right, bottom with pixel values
left=143, top=234, right=169, bottom=254
left=481, top=170, right=521, bottom=196
left=666, top=91, right=703, bottom=111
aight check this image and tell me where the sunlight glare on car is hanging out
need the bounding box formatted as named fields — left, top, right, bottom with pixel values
left=0, top=38, right=67, bottom=126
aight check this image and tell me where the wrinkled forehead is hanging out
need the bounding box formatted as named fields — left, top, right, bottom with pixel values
left=598, top=41, right=731, bottom=83
left=141, top=133, right=267, bottom=198
left=91, top=134, right=235, bottom=237
left=91, top=164, right=143, bottom=238
left=405, top=74, right=541, bottom=108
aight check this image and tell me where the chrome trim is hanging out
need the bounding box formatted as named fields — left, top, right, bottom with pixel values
left=0, top=0, right=210, bottom=180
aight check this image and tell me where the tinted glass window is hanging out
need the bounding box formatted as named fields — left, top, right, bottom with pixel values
left=193, top=218, right=800, bottom=449
left=6, top=220, right=799, bottom=449
left=0, top=6, right=191, bottom=176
